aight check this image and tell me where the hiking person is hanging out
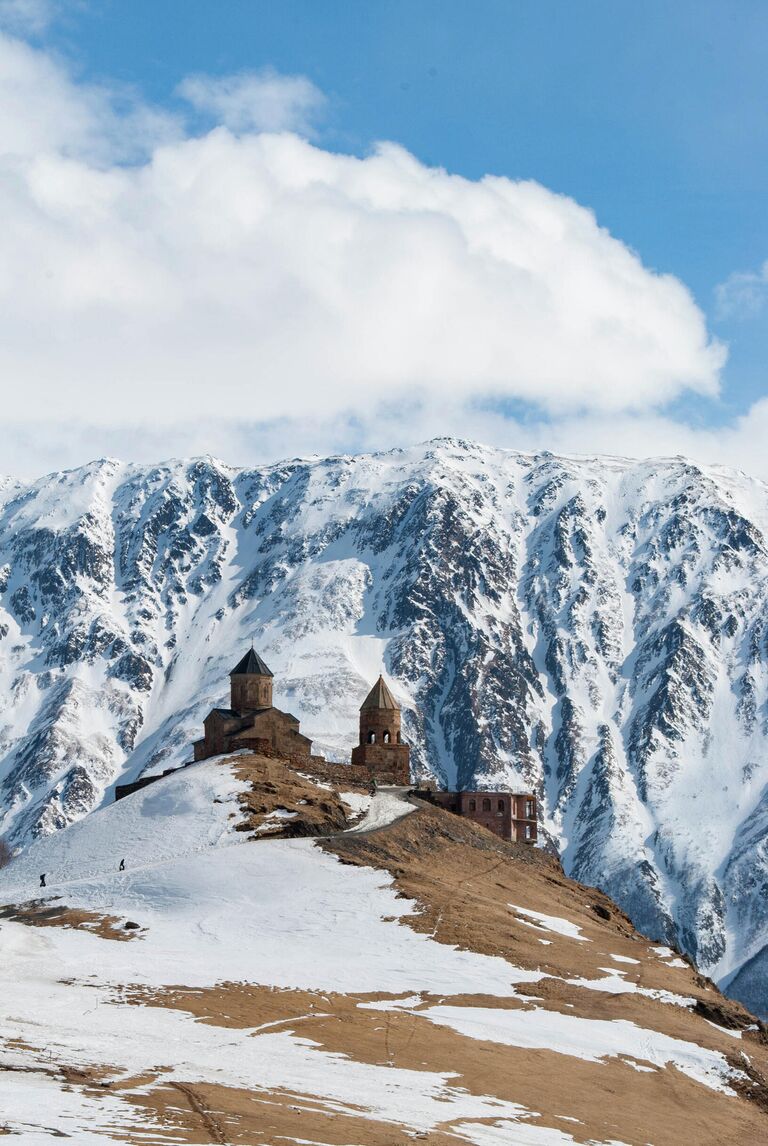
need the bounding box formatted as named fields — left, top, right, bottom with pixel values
left=369, top=777, right=377, bottom=797
left=39, top=874, right=46, bottom=888
left=119, top=858, right=125, bottom=872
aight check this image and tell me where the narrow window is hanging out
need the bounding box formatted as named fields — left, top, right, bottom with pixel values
left=525, top=825, right=532, bottom=840
left=497, top=799, right=505, bottom=812
left=469, top=799, right=476, bottom=812
left=383, top=731, right=391, bottom=744
left=367, top=730, right=376, bottom=744
left=482, top=798, right=491, bottom=812
left=396, top=731, right=402, bottom=744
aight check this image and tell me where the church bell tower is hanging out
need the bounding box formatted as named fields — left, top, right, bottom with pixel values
left=351, top=674, right=410, bottom=784
left=230, top=648, right=273, bottom=713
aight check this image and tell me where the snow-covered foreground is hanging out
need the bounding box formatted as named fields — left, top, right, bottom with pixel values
left=0, top=761, right=757, bottom=1143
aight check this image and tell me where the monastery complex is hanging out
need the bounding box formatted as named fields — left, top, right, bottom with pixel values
left=128, top=648, right=537, bottom=844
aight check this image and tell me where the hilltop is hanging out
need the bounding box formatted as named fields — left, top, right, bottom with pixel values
left=1, top=753, right=767, bottom=1144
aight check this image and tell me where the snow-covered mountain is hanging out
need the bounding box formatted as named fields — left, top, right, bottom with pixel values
left=1, top=438, right=768, bottom=1013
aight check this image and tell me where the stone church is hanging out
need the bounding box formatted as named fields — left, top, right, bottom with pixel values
left=192, top=651, right=410, bottom=785
left=193, top=649, right=314, bottom=763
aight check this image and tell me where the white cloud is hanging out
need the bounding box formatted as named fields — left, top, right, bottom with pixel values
left=716, top=261, right=768, bottom=320
left=0, top=0, right=53, bottom=34
left=0, top=31, right=731, bottom=477
left=177, top=68, right=326, bottom=135
left=0, top=32, right=180, bottom=162
left=4, top=399, right=768, bottom=484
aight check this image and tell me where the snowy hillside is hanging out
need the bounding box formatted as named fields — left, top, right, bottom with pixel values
left=1, top=755, right=766, bottom=1144
left=1, top=438, right=768, bottom=1013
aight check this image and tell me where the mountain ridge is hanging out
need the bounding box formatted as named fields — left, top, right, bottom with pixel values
left=1, top=437, right=768, bottom=1013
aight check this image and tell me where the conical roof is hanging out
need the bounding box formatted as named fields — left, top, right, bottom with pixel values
left=360, top=675, right=400, bottom=711
left=230, top=648, right=273, bottom=677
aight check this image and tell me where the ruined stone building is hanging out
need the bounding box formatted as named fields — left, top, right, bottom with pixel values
left=422, top=789, right=538, bottom=844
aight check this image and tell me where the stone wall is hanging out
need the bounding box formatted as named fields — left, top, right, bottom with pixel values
left=350, top=742, right=410, bottom=784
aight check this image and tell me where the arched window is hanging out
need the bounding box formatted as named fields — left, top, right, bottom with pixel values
left=469, top=799, right=476, bottom=812
left=498, top=799, right=505, bottom=812
left=383, top=730, right=391, bottom=744
left=482, top=798, right=491, bottom=812
left=396, top=731, right=402, bottom=744
left=525, top=800, right=534, bottom=819
left=367, top=730, right=376, bottom=744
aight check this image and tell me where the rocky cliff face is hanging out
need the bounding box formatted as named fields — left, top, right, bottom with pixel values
left=1, top=439, right=768, bottom=1011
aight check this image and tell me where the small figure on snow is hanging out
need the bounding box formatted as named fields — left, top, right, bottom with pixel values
left=39, top=874, right=46, bottom=888
left=119, top=858, right=125, bottom=872
left=369, top=777, right=377, bottom=797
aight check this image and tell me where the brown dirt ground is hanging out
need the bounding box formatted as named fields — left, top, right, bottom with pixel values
left=0, top=897, right=142, bottom=940
left=230, top=753, right=368, bottom=838
left=118, top=980, right=766, bottom=1145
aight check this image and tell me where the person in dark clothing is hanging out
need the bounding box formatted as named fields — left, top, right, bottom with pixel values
left=39, top=874, right=46, bottom=888
left=119, top=859, right=125, bottom=872
left=369, top=778, right=377, bottom=797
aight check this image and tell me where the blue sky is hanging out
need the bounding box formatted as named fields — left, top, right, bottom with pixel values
left=0, top=0, right=767, bottom=474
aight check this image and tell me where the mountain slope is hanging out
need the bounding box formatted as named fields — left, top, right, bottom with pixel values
left=0, top=755, right=767, bottom=1144
left=1, top=439, right=768, bottom=1012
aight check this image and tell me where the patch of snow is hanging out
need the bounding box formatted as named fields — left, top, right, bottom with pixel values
left=0, top=1066, right=159, bottom=1143
left=343, top=790, right=415, bottom=834
left=0, top=764, right=543, bottom=998
left=510, top=905, right=590, bottom=942
left=565, top=974, right=695, bottom=1008
left=339, top=791, right=372, bottom=817
left=0, top=759, right=250, bottom=892
left=704, top=1020, right=743, bottom=1039
left=651, top=946, right=687, bottom=969
left=419, top=1006, right=746, bottom=1094
left=456, top=1120, right=630, bottom=1145
left=359, top=994, right=424, bottom=1011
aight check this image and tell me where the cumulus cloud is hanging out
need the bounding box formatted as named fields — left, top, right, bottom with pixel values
left=0, top=32, right=180, bottom=162
left=716, top=261, right=768, bottom=320
left=0, top=30, right=730, bottom=476
left=178, top=68, right=326, bottom=135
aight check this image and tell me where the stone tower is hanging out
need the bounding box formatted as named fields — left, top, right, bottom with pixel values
left=351, top=675, right=410, bottom=784
left=230, top=648, right=273, bottom=713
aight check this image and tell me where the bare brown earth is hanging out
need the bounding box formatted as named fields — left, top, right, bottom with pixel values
left=123, top=1078, right=464, bottom=1146
left=0, top=897, right=142, bottom=940
left=4, top=773, right=768, bottom=1144
left=116, top=982, right=768, bottom=1146
left=230, top=753, right=368, bottom=837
